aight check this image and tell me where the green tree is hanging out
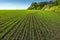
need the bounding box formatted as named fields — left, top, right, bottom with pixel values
left=57, top=0, right=60, bottom=4
left=28, top=2, right=38, bottom=10
left=38, top=2, right=47, bottom=9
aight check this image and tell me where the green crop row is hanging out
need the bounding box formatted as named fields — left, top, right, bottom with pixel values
left=0, top=10, right=60, bottom=40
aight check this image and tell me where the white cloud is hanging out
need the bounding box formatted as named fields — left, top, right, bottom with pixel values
left=0, top=3, right=28, bottom=10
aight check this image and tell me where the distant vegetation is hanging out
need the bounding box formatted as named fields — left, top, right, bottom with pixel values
left=28, top=0, right=60, bottom=11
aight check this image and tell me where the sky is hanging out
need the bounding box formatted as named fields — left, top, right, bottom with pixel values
left=0, top=0, right=51, bottom=10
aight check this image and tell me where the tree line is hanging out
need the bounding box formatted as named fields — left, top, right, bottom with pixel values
left=28, top=0, right=59, bottom=10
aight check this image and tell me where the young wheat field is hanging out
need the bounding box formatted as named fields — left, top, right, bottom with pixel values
left=0, top=10, right=60, bottom=40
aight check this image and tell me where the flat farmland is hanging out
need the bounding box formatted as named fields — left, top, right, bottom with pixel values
left=0, top=10, right=60, bottom=40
